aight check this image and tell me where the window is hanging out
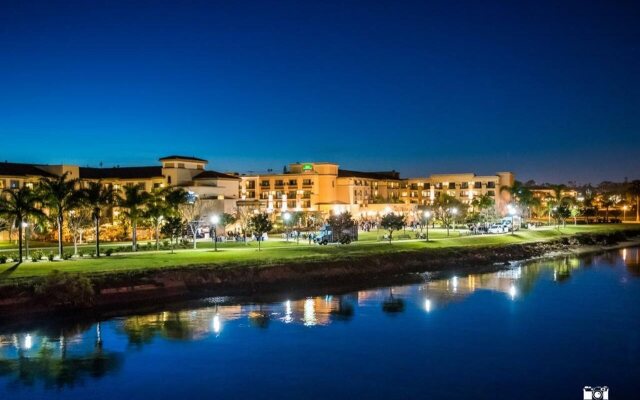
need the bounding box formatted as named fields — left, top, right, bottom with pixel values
left=178, top=163, right=185, bottom=169
left=302, top=179, right=313, bottom=186
left=153, top=183, right=161, bottom=189
left=197, top=164, right=204, bottom=170
left=165, top=162, right=175, bottom=168
left=275, top=180, right=284, bottom=186
left=474, top=182, right=482, bottom=189
left=461, top=182, right=468, bottom=189
left=488, top=190, right=495, bottom=196
left=167, top=176, right=172, bottom=184
left=10, top=180, right=19, bottom=188
left=288, top=179, right=297, bottom=186
left=448, top=182, right=456, bottom=189
left=487, top=182, right=496, bottom=188
left=261, top=180, right=270, bottom=187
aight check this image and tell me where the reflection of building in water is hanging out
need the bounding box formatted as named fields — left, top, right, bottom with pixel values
left=622, top=247, right=640, bottom=276
left=276, top=296, right=354, bottom=326
left=121, top=305, right=243, bottom=342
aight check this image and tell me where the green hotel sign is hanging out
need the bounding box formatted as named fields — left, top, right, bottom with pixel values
left=303, top=164, right=313, bottom=171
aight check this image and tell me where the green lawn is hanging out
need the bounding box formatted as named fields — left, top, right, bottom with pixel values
left=1, top=224, right=638, bottom=281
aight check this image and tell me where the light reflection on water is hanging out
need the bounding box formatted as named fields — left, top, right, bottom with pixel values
left=1, top=247, right=640, bottom=399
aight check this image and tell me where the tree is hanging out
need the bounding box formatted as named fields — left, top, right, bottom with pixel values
left=235, top=202, right=259, bottom=244
left=433, top=193, right=463, bottom=236
left=118, top=184, right=150, bottom=251
left=470, top=194, right=495, bottom=222
left=0, top=187, right=45, bottom=262
left=145, top=187, right=170, bottom=250
left=326, top=211, right=355, bottom=243
left=249, top=213, right=273, bottom=251
left=67, top=209, right=92, bottom=255
left=600, top=194, right=615, bottom=223
left=500, top=181, right=538, bottom=225
left=160, top=216, right=184, bottom=254
left=627, top=180, right=640, bottom=222
left=570, top=204, right=581, bottom=225
left=179, top=195, right=214, bottom=250
left=38, top=172, right=83, bottom=258
left=380, top=213, right=405, bottom=244
left=164, top=188, right=189, bottom=217
left=220, top=213, right=237, bottom=232
left=553, top=204, right=571, bottom=228
left=83, top=181, right=117, bottom=257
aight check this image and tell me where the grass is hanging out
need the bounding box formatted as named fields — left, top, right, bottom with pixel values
left=1, top=224, right=638, bottom=281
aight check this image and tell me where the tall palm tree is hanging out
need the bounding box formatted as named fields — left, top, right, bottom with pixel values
left=83, top=181, right=117, bottom=257
left=0, top=186, right=45, bottom=262
left=164, top=187, right=189, bottom=217
left=38, top=172, right=82, bottom=258
left=500, top=181, right=536, bottom=224
left=144, top=187, right=169, bottom=250
left=600, top=195, right=615, bottom=223
left=118, top=184, right=150, bottom=251
left=627, top=180, right=640, bottom=222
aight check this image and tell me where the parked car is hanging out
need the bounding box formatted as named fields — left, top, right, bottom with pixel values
left=488, top=224, right=506, bottom=234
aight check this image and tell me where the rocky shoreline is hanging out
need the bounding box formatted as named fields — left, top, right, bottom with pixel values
left=1, top=229, right=639, bottom=320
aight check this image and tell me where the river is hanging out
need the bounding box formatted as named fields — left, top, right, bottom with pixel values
left=1, top=247, right=639, bottom=399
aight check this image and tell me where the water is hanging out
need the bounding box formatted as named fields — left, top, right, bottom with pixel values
left=1, top=247, right=640, bottom=399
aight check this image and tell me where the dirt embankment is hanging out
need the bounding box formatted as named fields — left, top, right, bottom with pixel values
left=1, top=230, right=639, bottom=318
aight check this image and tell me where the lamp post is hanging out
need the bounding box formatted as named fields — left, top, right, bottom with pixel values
left=22, top=222, right=29, bottom=259
left=423, top=211, right=431, bottom=242
left=623, top=205, right=627, bottom=222
left=210, top=215, right=220, bottom=252
left=283, top=212, right=291, bottom=242
left=507, top=204, right=516, bottom=236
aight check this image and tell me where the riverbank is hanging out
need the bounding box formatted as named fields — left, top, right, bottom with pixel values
left=1, top=226, right=639, bottom=319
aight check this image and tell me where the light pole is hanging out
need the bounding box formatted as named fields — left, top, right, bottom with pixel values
left=423, top=211, right=431, bottom=242
left=283, top=212, right=291, bottom=242
left=623, top=205, right=627, bottom=222
left=507, top=204, right=516, bottom=235
left=210, top=215, right=220, bottom=252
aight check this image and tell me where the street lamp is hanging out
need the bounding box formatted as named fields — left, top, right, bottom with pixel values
left=210, top=215, right=220, bottom=252
left=423, top=210, right=431, bottom=242
left=283, top=212, right=291, bottom=242
left=507, top=204, right=516, bottom=235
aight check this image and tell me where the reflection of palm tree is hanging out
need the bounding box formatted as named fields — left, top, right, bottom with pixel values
left=330, top=296, right=354, bottom=321
left=382, top=288, right=405, bottom=314
left=248, top=304, right=270, bottom=329
left=554, top=258, right=572, bottom=283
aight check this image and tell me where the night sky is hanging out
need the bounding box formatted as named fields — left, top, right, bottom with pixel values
left=1, top=0, right=638, bottom=184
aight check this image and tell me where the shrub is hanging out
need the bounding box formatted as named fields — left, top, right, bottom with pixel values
left=34, top=271, right=95, bottom=308
left=8, top=253, right=18, bottom=262
left=47, top=252, right=55, bottom=262
left=162, top=240, right=170, bottom=247
left=63, top=252, right=73, bottom=260
left=78, top=250, right=85, bottom=258
left=31, top=251, right=43, bottom=262
left=105, top=248, right=113, bottom=257
left=89, top=250, right=96, bottom=258
left=0, top=255, right=6, bottom=264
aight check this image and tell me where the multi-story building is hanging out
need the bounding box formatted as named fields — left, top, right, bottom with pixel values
left=0, top=156, right=239, bottom=238
left=403, top=172, right=514, bottom=214
left=240, top=162, right=514, bottom=217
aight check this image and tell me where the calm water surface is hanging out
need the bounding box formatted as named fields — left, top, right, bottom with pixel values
left=1, top=247, right=640, bottom=399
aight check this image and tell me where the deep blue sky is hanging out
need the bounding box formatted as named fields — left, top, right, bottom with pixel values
left=1, top=0, right=638, bottom=184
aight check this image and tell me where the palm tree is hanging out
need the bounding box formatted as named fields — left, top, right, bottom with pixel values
left=627, top=180, right=640, bottom=222
left=118, top=184, right=150, bottom=251
left=164, top=187, right=189, bottom=217
left=83, top=181, right=116, bottom=257
left=600, top=195, right=615, bottom=223
left=38, top=172, right=82, bottom=258
left=144, top=187, right=169, bottom=250
left=500, top=181, right=536, bottom=224
left=0, top=186, right=45, bottom=262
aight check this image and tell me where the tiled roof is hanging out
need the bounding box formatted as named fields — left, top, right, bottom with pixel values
left=338, top=169, right=401, bottom=180
left=79, top=166, right=163, bottom=180
left=0, top=162, right=56, bottom=178
left=193, top=170, right=240, bottom=180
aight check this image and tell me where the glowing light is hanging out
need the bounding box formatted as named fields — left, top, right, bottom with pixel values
left=283, top=300, right=293, bottom=323
left=451, top=276, right=458, bottom=291
left=451, top=208, right=458, bottom=215
left=212, top=314, right=221, bottom=334
left=21, top=222, right=28, bottom=228
left=384, top=206, right=392, bottom=214
left=283, top=212, right=291, bottom=221
left=303, top=298, right=316, bottom=326
left=424, top=299, right=432, bottom=313
left=622, top=248, right=627, bottom=261
left=210, top=215, right=220, bottom=225
left=24, top=334, right=32, bottom=350
left=509, top=285, right=517, bottom=300
left=424, top=211, right=431, bottom=218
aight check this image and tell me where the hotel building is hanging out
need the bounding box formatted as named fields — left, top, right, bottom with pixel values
left=239, top=162, right=514, bottom=217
